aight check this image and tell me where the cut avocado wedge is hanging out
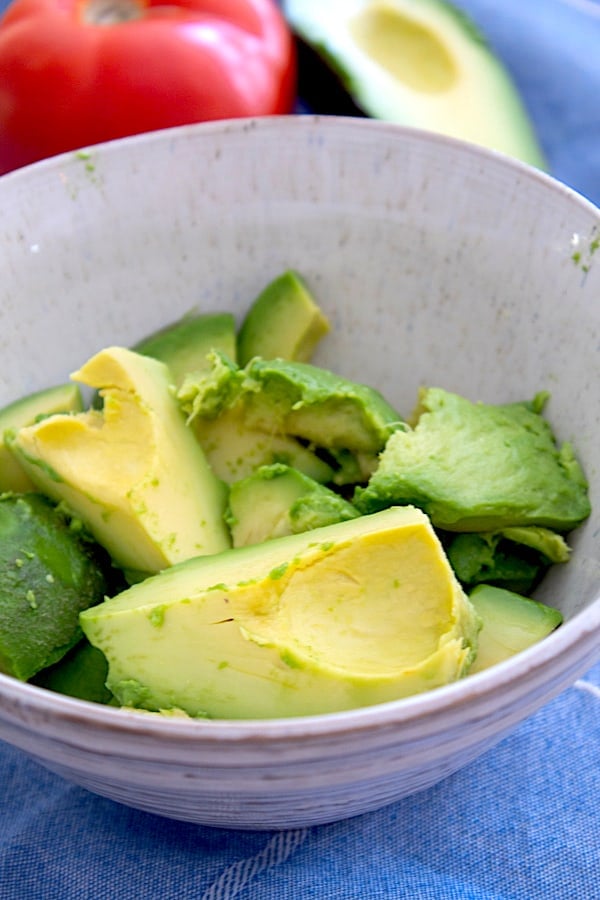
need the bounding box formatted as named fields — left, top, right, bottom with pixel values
left=355, top=388, right=591, bottom=531
left=80, top=506, right=480, bottom=719
left=193, top=406, right=334, bottom=486
left=133, top=311, right=237, bottom=387
left=283, top=0, right=546, bottom=168
left=0, top=382, right=83, bottom=493
left=179, top=352, right=403, bottom=456
left=9, top=347, right=231, bottom=574
left=237, top=270, right=330, bottom=366
left=226, top=463, right=359, bottom=546
left=468, top=584, right=563, bottom=674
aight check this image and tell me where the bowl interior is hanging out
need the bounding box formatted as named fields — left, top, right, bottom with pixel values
left=1, top=114, right=599, bottom=634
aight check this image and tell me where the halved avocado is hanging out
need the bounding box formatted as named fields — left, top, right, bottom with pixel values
left=283, top=0, right=546, bottom=167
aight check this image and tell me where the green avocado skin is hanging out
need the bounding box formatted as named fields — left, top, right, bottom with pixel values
left=32, top=639, right=113, bottom=704
left=354, top=388, right=591, bottom=532
left=0, top=494, right=113, bottom=681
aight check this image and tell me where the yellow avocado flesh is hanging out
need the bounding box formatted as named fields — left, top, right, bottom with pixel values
left=10, top=347, right=230, bottom=573
left=80, top=506, right=480, bottom=719
left=0, top=382, right=83, bottom=493
left=194, top=406, right=334, bottom=485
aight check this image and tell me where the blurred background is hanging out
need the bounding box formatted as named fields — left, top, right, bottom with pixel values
left=0, top=0, right=598, bottom=204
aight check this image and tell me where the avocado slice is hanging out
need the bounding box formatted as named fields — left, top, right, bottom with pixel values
left=446, top=526, right=571, bottom=595
left=355, top=388, right=591, bottom=531
left=80, top=506, right=481, bottom=719
left=9, top=347, right=231, bottom=574
left=133, top=311, right=237, bottom=387
left=237, top=270, right=330, bottom=366
left=179, top=352, right=403, bottom=456
left=226, top=463, right=360, bottom=547
left=0, top=383, right=83, bottom=493
left=283, top=0, right=546, bottom=168
left=194, top=406, right=334, bottom=485
left=468, top=584, right=563, bottom=674
left=0, top=494, right=112, bottom=681
left=243, top=357, right=402, bottom=452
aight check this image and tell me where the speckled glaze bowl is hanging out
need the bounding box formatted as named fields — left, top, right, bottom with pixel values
left=1, top=116, right=599, bottom=830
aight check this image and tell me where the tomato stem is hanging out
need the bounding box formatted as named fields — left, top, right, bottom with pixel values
left=82, top=0, right=146, bottom=25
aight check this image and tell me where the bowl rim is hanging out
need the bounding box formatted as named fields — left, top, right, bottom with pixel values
left=2, top=112, right=600, bottom=219
left=1, top=115, right=599, bottom=745
left=1, top=594, right=599, bottom=745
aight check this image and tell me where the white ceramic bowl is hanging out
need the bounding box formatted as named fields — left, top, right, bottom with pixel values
left=1, top=116, right=599, bottom=830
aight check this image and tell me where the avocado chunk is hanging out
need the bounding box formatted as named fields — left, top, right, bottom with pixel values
left=0, top=494, right=111, bottom=681
left=446, top=526, right=570, bottom=595
left=283, top=0, right=546, bottom=168
left=196, top=406, right=335, bottom=486
left=32, top=639, right=114, bottom=704
left=0, top=383, right=83, bottom=493
left=80, top=506, right=481, bottom=719
left=242, top=357, right=402, bottom=451
left=226, top=463, right=360, bottom=547
left=237, top=270, right=330, bottom=366
left=468, top=584, right=562, bottom=674
left=354, top=388, right=591, bottom=532
left=179, top=352, right=403, bottom=456
left=133, top=311, right=237, bottom=387
left=178, top=350, right=334, bottom=484
left=9, top=347, right=231, bottom=574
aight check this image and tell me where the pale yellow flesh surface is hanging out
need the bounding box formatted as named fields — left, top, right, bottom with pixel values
left=10, top=347, right=230, bottom=573
left=81, top=506, right=480, bottom=719
left=194, top=407, right=333, bottom=485
left=0, top=383, right=83, bottom=493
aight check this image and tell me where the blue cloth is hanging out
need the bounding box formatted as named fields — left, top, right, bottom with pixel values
left=1, top=663, right=599, bottom=899
left=1, top=1, right=599, bottom=897
left=455, top=0, right=600, bottom=206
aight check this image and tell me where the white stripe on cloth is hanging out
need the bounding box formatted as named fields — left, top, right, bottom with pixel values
left=201, top=828, right=310, bottom=900
left=574, top=678, right=600, bottom=700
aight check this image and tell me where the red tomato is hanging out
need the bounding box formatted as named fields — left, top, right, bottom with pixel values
left=0, top=0, right=296, bottom=174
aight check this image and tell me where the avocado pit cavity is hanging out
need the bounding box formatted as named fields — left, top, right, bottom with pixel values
left=350, top=3, right=457, bottom=93
left=81, top=506, right=481, bottom=718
